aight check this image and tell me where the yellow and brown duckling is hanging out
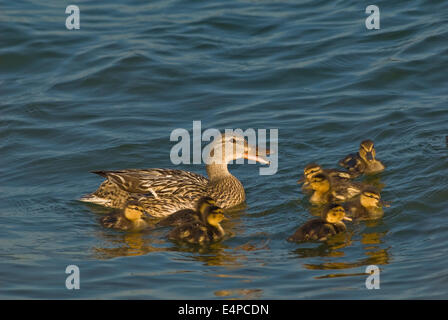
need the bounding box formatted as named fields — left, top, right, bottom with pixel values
left=339, top=140, right=385, bottom=176
left=308, top=173, right=332, bottom=205
left=287, top=204, right=352, bottom=242
left=168, top=206, right=228, bottom=245
left=343, top=187, right=388, bottom=220
left=308, top=173, right=365, bottom=205
left=100, top=201, right=151, bottom=232
left=298, top=162, right=353, bottom=194
left=156, top=197, right=216, bottom=227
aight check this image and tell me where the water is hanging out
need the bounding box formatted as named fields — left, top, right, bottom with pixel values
left=1, top=0, right=447, bottom=299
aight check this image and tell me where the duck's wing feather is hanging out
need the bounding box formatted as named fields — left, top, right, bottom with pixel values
left=338, top=154, right=364, bottom=177
left=338, top=153, right=358, bottom=168
left=92, top=169, right=209, bottom=198
left=331, top=181, right=363, bottom=202
left=155, top=209, right=199, bottom=227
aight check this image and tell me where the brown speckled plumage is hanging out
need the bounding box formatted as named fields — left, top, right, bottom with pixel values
left=80, top=133, right=268, bottom=217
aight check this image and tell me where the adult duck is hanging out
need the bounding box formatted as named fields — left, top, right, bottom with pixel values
left=80, top=133, right=269, bottom=217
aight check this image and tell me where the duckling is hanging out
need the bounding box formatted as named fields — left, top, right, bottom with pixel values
left=168, top=206, right=228, bottom=244
left=100, top=201, right=150, bottom=231
left=344, top=188, right=386, bottom=220
left=156, top=197, right=215, bottom=227
left=298, top=163, right=353, bottom=194
left=287, top=204, right=351, bottom=242
left=308, top=173, right=332, bottom=205
left=339, top=140, right=385, bottom=176
left=308, top=173, right=364, bottom=205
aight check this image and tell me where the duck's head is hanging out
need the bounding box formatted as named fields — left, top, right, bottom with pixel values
left=196, top=196, right=216, bottom=216
left=197, top=196, right=216, bottom=211
left=206, top=206, right=228, bottom=227
left=310, top=173, right=330, bottom=193
left=124, top=201, right=147, bottom=221
left=323, top=204, right=351, bottom=223
left=359, top=139, right=376, bottom=162
left=298, top=163, right=323, bottom=184
left=205, top=133, right=270, bottom=166
left=360, top=188, right=382, bottom=208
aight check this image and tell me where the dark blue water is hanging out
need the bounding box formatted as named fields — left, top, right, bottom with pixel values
left=1, top=0, right=448, bottom=299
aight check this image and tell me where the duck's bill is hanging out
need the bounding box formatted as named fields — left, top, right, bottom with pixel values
left=297, top=176, right=305, bottom=184
left=366, top=152, right=374, bottom=161
left=343, top=217, right=352, bottom=221
left=243, top=146, right=270, bottom=165
left=380, top=200, right=391, bottom=208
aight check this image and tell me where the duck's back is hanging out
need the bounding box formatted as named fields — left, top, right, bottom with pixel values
left=330, top=180, right=364, bottom=203
left=338, top=153, right=365, bottom=177
left=156, top=208, right=201, bottom=227
left=81, top=168, right=210, bottom=215
left=344, top=201, right=384, bottom=220
left=288, top=219, right=338, bottom=242
left=168, top=221, right=210, bottom=244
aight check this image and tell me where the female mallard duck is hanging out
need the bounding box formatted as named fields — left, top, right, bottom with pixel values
left=298, top=162, right=353, bottom=194
left=100, top=201, right=150, bottom=231
left=155, top=197, right=215, bottom=227
left=308, top=173, right=364, bottom=205
left=287, top=204, right=352, bottom=242
left=168, top=205, right=228, bottom=244
left=343, top=188, right=387, bottom=220
left=80, top=133, right=269, bottom=217
left=339, top=140, right=385, bottom=176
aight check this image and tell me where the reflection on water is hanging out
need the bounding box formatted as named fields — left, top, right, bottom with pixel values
left=214, top=288, right=264, bottom=299
left=91, top=206, right=271, bottom=270
left=291, top=228, right=389, bottom=280
left=93, top=231, right=167, bottom=259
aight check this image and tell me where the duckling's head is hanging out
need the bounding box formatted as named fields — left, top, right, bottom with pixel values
left=196, top=197, right=216, bottom=215
left=124, top=201, right=146, bottom=222
left=310, top=173, right=330, bottom=193
left=323, top=204, right=351, bottom=223
left=205, top=133, right=270, bottom=166
left=304, top=163, right=323, bottom=180
left=360, top=188, right=381, bottom=208
left=359, top=139, right=376, bottom=162
left=206, top=207, right=228, bottom=227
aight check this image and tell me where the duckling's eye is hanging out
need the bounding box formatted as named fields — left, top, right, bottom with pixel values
left=308, top=169, right=319, bottom=175
left=364, top=193, right=379, bottom=199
